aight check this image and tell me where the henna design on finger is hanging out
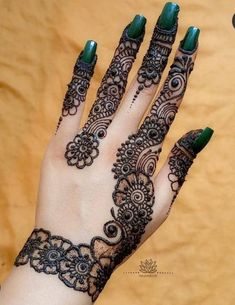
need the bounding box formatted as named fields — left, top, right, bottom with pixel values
left=84, top=27, right=144, bottom=139
left=113, top=51, right=195, bottom=179
left=56, top=53, right=97, bottom=134
left=132, top=22, right=177, bottom=104
left=64, top=26, right=144, bottom=168
left=168, top=130, right=201, bottom=200
left=62, top=55, right=97, bottom=117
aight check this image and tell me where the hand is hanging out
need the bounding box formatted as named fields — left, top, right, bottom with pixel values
left=1, top=2, right=213, bottom=305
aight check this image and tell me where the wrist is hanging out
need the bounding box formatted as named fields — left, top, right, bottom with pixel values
left=2, top=228, right=113, bottom=304
left=1, top=266, right=92, bottom=305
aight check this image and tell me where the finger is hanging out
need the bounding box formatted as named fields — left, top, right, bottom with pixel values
left=63, top=16, right=146, bottom=169
left=55, top=40, right=97, bottom=138
left=112, top=27, right=200, bottom=179
left=82, top=15, right=146, bottom=140
left=110, top=2, right=179, bottom=134
left=148, top=127, right=214, bottom=232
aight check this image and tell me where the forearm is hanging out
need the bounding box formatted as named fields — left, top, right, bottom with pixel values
left=1, top=266, right=92, bottom=305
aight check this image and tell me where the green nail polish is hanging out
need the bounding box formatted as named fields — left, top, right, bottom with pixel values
left=127, top=15, right=146, bottom=39
left=192, top=127, right=214, bottom=154
left=181, top=26, right=200, bottom=51
left=81, top=40, right=97, bottom=63
left=157, top=2, right=180, bottom=30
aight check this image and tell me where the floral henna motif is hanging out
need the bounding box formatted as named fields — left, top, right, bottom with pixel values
left=132, top=21, right=178, bottom=103
left=15, top=229, right=49, bottom=265
left=65, top=132, right=99, bottom=169
left=64, top=24, right=144, bottom=168
left=15, top=229, right=116, bottom=301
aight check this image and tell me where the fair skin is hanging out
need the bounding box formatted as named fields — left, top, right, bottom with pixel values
left=0, top=5, right=213, bottom=305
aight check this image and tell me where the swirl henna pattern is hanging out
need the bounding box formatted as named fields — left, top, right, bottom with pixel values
left=64, top=25, right=144, bottom=169
left=15, top=49, right=198, bottom=302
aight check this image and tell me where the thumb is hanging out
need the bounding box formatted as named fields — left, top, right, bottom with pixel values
left=150, top=127, right=214, bottom=231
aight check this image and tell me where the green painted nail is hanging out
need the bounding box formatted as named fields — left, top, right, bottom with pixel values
left=81, top=40, right=97, bottom=63
left=181, top=26, right=200, bottom=51
left=157, top=2, right=180, bottom=30
left=127, top=15, right=146, bottom=39
left=192, top=127, right=214, bottom=154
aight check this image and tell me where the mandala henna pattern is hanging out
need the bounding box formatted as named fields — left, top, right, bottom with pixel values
left=132, top=21, right=177, bottom=103
left=64, top=25, right=144, bottom=168
left=15, top=48, right=198, bottom=301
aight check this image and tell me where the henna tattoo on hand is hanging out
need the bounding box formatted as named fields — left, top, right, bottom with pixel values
left=132, top=22, right=177, bottom=104
left=64, top=25, right=144, bottom=169
left=15, top=47, right=198, bottom=301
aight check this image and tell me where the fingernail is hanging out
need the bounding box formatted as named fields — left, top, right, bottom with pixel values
left=181, top=26, right=200, bottom=51
left=127, top=15, right=146, bottom=38
left=192, top=127, right=214, bottom=154
left=157, top=2, right=180, bottom=30
left=81, top=40, right=97, bottom=63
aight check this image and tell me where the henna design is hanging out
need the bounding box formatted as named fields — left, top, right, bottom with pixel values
left=15, top=49, right=197, bottom=301
left=168, top=130, right=201, bottom=199
left=15, top=229, right=115, bottom=300
left=62, top=54, right=97, bottom=117
left=65, top=132, right=99, bottom=169
left=132, top=22, right=177, bottom=104
left=55, top=53, right=96, bottom=134
left=64, top=25, right=144, bottom=168
left=113, top=51, right=195, bottom=179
